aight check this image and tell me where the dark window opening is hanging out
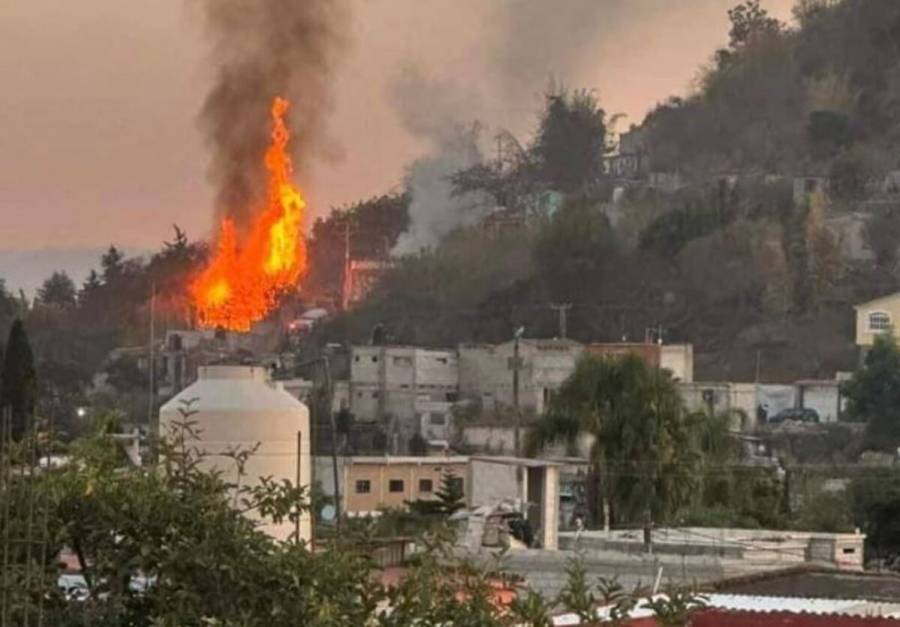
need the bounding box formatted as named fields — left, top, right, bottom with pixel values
left=389, top=479, right=404, bottom=493
left=355, top=480, right=371, bottom=494
left=419, top=479, right=433, bottom=493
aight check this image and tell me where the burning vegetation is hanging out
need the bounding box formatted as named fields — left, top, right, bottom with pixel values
left=191, top=97, right=308, bottom=332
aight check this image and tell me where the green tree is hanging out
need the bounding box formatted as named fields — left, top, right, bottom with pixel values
left=556, top=557, right=597, bottom=622
left=842, top=334, right=900, bottom=449
left=103, top=355, right=146, bottom=393
left=26, top=404, right=378, bottom=626
left=36, top=271, right=77, bottom=309
left=408, top=468, right=466, bottom=516
left=0, top=279, right=18, bottom=331
left=1, top=319, right=36, bottom=439
left=534, top=88, right=613, bottom=193
left=77, top=270, right=103, bottom=308
left=849, top=468, right=900, bottom=562
left=529, top=354, right=701, bottom=549
left=534, top=195, right=617, bottom=297
left=727, top=0, right=783, bottom=48
left=100, top=245, right=125, bottom=284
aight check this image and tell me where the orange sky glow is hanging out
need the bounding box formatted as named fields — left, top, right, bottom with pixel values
left=0, top=0, right=795, bottom=251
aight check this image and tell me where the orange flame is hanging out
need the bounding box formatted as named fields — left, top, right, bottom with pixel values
left=191, top=97, right=307, bottom=331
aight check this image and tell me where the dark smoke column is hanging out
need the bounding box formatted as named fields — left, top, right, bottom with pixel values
left=197, top=0, right=349, bottom=230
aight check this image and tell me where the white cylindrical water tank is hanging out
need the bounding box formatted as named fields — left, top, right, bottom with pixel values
left=159, top=365, right=311, bottom=541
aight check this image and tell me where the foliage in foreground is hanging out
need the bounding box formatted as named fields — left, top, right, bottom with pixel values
left=1, top=403, right=715, bottom=626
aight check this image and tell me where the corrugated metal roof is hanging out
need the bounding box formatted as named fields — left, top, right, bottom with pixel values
left=706, top=593, right=900, bottom=617
left=551, top=594, right=900, bottom=625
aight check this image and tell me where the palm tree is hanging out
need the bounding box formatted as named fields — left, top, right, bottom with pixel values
left=528, top=354, right=701, bottom=550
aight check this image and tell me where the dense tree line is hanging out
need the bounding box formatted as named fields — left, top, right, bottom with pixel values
left=0, top=228, right=208, bottom=438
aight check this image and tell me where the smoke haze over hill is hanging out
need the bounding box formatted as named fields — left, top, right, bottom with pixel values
left=0, top=0, right=794, bottom=259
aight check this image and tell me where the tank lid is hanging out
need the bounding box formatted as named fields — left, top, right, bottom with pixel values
left=198, top=365, right=269, bottom=382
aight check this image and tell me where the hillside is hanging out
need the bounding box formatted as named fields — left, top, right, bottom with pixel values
left=319, top=0, right=900, bottom=383
left=644, top=0, right=900, bottom=186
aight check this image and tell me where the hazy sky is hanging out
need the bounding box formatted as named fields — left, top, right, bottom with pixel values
left=1, top=0, right=795, bottom=251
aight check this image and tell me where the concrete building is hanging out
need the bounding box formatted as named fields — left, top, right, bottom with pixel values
left=796, top=380, right=842, bottom=423
left=340, top=454, right=565, bottom=549
left=559, top=527, right=865, bottom=571
left=107, top=327, right=284, bottom=404
left=679, top=380, right=843, bottom=427
left=458, top=339, right=583, bottom=416
left=679, top=382, right=759, bottom=427
left=280, top=378, right=350, bottom=414
left=605, top=126, right=649, bottom=180
left=158, top=365, right=311, bottom=541
left=586, top=342, right=694, bottom=383
left=350, top=345, right=458, bottom=447
left=469, top=456, right=561, bottom=550
left=854, top=292, right=900, bottom=349
left=342, top=455, right=469, bottom=516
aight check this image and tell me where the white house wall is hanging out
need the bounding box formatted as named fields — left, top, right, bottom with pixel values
left=798, top=385, right=840, bottom=423
left=660, top=344, right=694, bottom=382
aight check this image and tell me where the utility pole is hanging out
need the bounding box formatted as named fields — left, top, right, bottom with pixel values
left=297, top=355, right=341, bottom=535
left=341, top=219, right=352, bottom=310
left=147, top=282, right=156, bottom=426
left=512, top=327, right=525, bottom=458
left=321, top=355, right=341, bottom=534
left=550, top=303, right=572, bottom=339
left=295, top=429, right=302, bottom=541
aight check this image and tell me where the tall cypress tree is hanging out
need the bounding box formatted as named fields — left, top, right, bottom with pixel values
left=1, top=319, right=36, bottom=440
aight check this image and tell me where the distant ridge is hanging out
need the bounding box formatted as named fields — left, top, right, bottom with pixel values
left=0, top=247, right=148, bottom=298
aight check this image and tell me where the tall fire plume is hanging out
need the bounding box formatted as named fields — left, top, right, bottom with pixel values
left=191, top=97, right=307, bottom=332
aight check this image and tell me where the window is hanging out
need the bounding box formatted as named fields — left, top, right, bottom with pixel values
left=419, top=479, right=433, bottom=493
left=371, top=355, right=378, bottom=363
left=393, top=356, right=412, bottom=367
left=355, top=480, right=371, bottom=494
left=542, top=387, right=553, bottom=405
left=447, top=477, right=464, bottom=494
left=843, top=547, right=856, bottom=554
left=507, top=356, right=524, bottom=370
left=388, top=479, right=404, bottom=493
left=430, top=412, right=446, bottom=426
left=869, top=311, right=892, bottom=332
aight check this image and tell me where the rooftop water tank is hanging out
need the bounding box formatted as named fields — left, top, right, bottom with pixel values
left=159, top=365, right=311, bottom=541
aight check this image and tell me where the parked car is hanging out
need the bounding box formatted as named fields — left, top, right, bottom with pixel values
left=770, top=407, right=820, bottom=424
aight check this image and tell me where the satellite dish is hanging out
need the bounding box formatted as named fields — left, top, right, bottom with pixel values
left=321, top=504, right=336, bottom=521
